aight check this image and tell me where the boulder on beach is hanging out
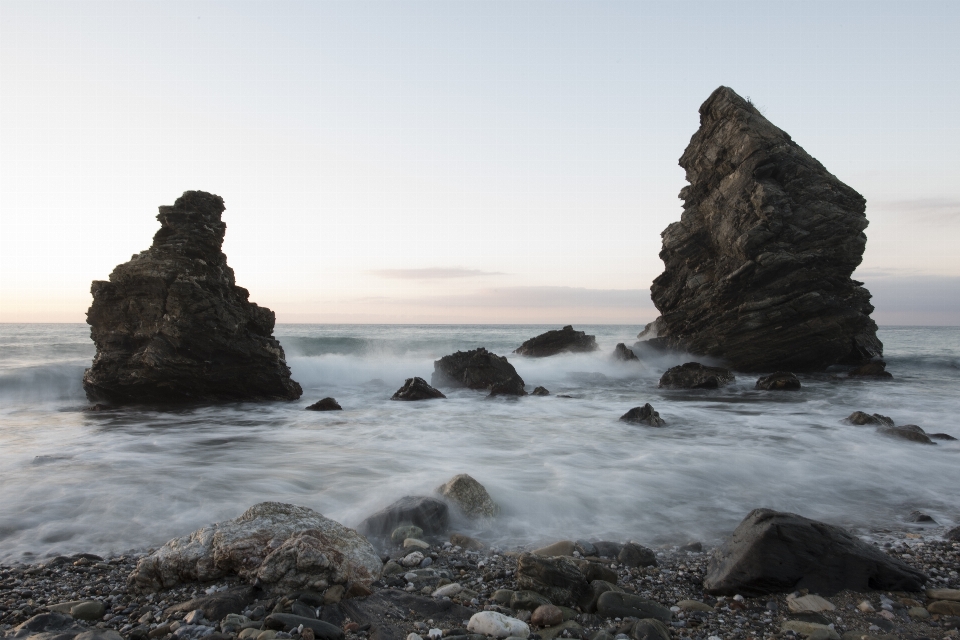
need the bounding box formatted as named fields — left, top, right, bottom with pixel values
left=658, top=362, right=734, bottom=389
left=436, top=473, right=500, bottom=519
left=83, top=191, right=302, bottom=404
left=129, top=502, right=381, bottom=594
left=619, top=404, right=666, bottom=427
left=391, top=377, right=446, bottom=401
left=613, top=343, right=639, bottom=361
left=356, top=496, right=450, bottom=538
left=306, top=397, right=343, bottom=411
left=642, top=86, right=882, bottom=372
left=703, top=508, right=927, bottom=596
left=755, top=372, right=800, bottom=390
left=844, top=411, right=894, bottom=426
left=514, top=326, right=599, bottom=357
left=515, top=552, right=590, bottom=607
left=432, top=347, right=526, bottom=395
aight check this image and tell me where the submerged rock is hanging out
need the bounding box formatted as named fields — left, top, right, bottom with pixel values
left=83, top=191, right=302, bottom=404
left=436, top=473, right=500, bottom=519
left=658, top=362, right=734, bottom=389
left=755, top=371, right=800, bottom=390
left=619, top=404, right=666, bottom=427
left=514, top=326, right=599, bottom=357
left=129, top=502, right=381, bottom=594
left=844, top=411, right=894, bottom=426
left=613, top=343, right=639, bottom=361
left=879, top=424, right=937, bottom=445
left=432, top=348, right=526, bottom=395
left=644, top=87, right=882, bottom=372
left=357, top=496, right=450, bottom=538
left=531, top=386, right=550, bottom=396
left=306, top=397, right=343, bottom=411
left=703, top=508, right=927, bottom=595
left=391, top=377, right=446, bottom=401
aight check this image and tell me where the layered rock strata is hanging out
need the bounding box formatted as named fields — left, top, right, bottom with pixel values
left=83, top=191, right=301, bottom=403
left=643, top=87, right=882, bottom=371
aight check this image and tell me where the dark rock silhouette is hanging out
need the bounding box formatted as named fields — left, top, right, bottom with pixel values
left=703, top=508, right=927, bottom=596
left=643, top=87, right=882, bottom=371
left=613, top=343, right=639, bottom=361
left=357, top=496, right=450, bottom=538
left=391, top=377, right=446, bottom=401
left=514, top=326, right=599, bottom=357
left=432, top=348, right=526, bottom=395
left=755, top=371, right=800, bottom=390
left=306, top=397, right=342, bottom=411
left=848, top=360, right=893, bottom=378
left=619, top=404, right=666, bottom=427
left=879, top=424, right=937, bottom=445
left=531, top=386, right=550, bottom=396
left=844, top=411, right=893, bottom=426
left=659, top=362, right=734, bottom=389
left=83, top=191, right=301, bottom=404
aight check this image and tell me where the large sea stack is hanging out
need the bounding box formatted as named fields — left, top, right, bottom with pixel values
left=643, top=87, right=882, bottom=371
left=83, top=191, right=302, bottom=403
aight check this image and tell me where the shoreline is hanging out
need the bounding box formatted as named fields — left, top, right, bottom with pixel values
left=2, top=523, right=958, bottom=640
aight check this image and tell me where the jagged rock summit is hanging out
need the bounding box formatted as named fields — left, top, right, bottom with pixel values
left=642, top=87, right=882, bottom=371
left=83, top=191, right=302, bottom=403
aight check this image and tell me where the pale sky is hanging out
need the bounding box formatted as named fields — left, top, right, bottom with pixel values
left=1, top=1, right=959, bottom=324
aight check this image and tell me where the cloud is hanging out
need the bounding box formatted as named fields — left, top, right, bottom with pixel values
left=430, top=286, right=653, bottom=309
left=367, top=268, right=507, bottom=279
left=872, top=198, right=960, bottom=224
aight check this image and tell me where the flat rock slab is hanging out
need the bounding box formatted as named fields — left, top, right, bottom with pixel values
left=703, top=508, right=927, bottom=596
left=788, top=594, right=836, bottom=613
left=927, top=588, right=960, bottom=602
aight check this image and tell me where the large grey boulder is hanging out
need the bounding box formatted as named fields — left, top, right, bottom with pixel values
left=703, top=508, right=927, bottom=596
left=129, top=502, right=381, bottom=594
left=643, top=87, right=882, bottom=371
left=83, top=191, right=301, bottom=404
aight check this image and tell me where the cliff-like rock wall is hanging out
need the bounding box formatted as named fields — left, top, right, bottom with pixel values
left=83, top=191, right=302, bottom=403
left=644, top=86, right=882, bottom=371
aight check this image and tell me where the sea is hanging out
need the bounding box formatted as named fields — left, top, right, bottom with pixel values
left=0, top=324, right=958, bottom=564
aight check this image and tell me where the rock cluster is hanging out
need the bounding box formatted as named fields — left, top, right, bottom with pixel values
left=513, top=326, right=599, bottom=358
left=642, top=86, right=882, bottom=372
left=83, top=191, right=302, bottom=404
left=431, top=349, right=525, bottom=396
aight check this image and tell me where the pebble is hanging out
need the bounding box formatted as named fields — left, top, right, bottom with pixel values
left=432, top=583, right=462, bottom=598
left=401, top=552, right=424, bottom=567
left=403, top=539, right=430, bottom=550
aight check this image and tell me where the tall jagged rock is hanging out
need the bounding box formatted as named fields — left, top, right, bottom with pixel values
left=83, top=191, right=302, bottom=403
left=643, top=87, right=882, bottom=371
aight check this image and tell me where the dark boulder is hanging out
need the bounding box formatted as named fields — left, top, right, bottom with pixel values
left=930, top=432, right=958, bottom=441
left=947, top=526, right=960, bottom=542
left=618, top=542, right=658, bottom=568
left=357, top=496, right=450, bottom=537
left=908, top=511, right=936, bottom=524
left=306, top=397, right=342, bottom=411
left=878, top=424, right=937, bottom=445
left=515, top=552, right=590, bottom=607
left=514, top=326, right=599, bottom=357
left=659, top=362, right=734, bottom=389
left=431, top=348, right=525, bottom=395
left=83, top=191, right=302, bottom=404
left=593, top=541, right=624, bottom=558
left=703, top=508, right=927, bottom=596
left=848, top=360, right=893, bottom=378
left=577, top=579, right=620, bottom=613
left=844, top=411, right=894, bottom=426
left=531, top=386, right=550, bottom=396
left=595, top=592, right=671, bottom=623
left=488, top=379, right=527, bottom=397
left=755, top=372, right=800, bottom=390
left=613, top=343, right=639, bottom=361
left=619, top=404, right=666, bottom=427
left=643, top=86, right=882, bottom=372
left=391, top=377, right=446, bottom=401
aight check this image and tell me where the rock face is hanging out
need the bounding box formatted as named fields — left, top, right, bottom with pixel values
left=432, top=348, right=526, bottom=395
left=129, top=502, right=381, bottom=594
left=703, top=508, right=927, bottom=596
left=514, top=326, right=599, bottom=357
left=755, top=372, right=800, bottom=390
left=644, top=87, right=882, bottom=372
left=83, top=191, right=302, bottom=403
left=436, top=474, right=500, bottom=518
left=658, top=363, right=734, bottom=389
left=619, top=404, right=666, bottom=427
left=391, top=377, right=446, bottom=401
left=613, top=343, right=639, bottom=361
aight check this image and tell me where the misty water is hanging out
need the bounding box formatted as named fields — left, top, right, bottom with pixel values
left=1, top=323, right=958, bottom=563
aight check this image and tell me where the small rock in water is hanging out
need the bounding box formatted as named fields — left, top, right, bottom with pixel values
left=531, top=386, right=550, bottom=396
left=755, top=371, right=800, bottom=390
left=844, top=411, right=894, bottom=426
left=878, top=424, right=937, bottom=445
left=658, top=362, right=734, bottom=389
left=909, top=510, right=937, bottom=523
left=612, top=343, right=638, bottom=361
left=514, top=326, right=599, bottom=357
left=619, top=404, right=666, bottom=427
left=929, top=431, right=958, bottom=440
left=392, top=377, right=446, bottom=401
left=305, top=397, right=342, bottom=411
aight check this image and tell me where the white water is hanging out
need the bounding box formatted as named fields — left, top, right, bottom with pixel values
left=0, top=324, right=958, bottom=563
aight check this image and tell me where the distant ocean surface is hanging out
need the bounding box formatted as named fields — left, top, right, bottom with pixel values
left=1, top=324, right=958, bottom=563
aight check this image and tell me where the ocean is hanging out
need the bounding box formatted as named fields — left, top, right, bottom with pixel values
left=0, top=324, right=958, bottom=563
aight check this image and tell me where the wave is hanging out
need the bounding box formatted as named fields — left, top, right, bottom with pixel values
left=0, top=363, right=88, bottom=404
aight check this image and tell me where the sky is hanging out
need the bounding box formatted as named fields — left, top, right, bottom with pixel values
left=1, top=1, right=959, bottom=324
